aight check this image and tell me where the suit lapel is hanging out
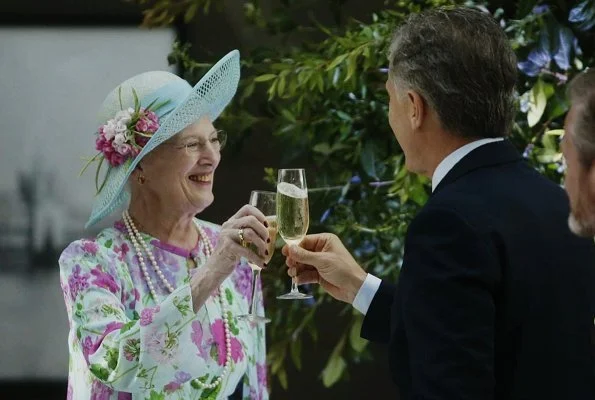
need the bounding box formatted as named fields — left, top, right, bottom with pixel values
left=433, top=140, right=522, bottom=194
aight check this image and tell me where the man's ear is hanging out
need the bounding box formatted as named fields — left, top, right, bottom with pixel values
left=407, top=90, right=426, bottom=130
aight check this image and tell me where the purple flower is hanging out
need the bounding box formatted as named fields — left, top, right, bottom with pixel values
left=191, top=320, right=209, bottom=359
left=144, top=245, right=179, bottom=292
left=135, top=118, right=149, bottom=132
left=257, top=362, right=267, bottom=389
left=140, top=306, right=160, bottom=327
left=82, top=336, right=99, bottom=363
left=127, top=288, right=140, bottom=309
left=90, top=380, right=113, bottom=400
left=175, top=371, right=192, bottom=383
left=523, top=144, right=535, bottom=159
left=211, top=319, right=244, bottom=365
left=569, top=1, right=595, bottom=31
left=68, top=264, right=90, bottom=301
left=320, top=208, right=332, bottom=223
left=104, top=322, right=124, bottom=337
left=113, top=243, right=129, bottom=261
left=90, top=265, right=119, bottom=294
left=553, top=26, right=574, bottom=70
left=234, top=264, right=253, bottom=301
left=532, top=4, right=549, bottom=15
left=144, top=328, right=176, bottom=364
left=113, top=220, right=126, bottom=232
left=164, top=381, right=181, bottom=393
left=118, top=393, right=132, bottom=400
left=82, top=240, right=98, bottom=256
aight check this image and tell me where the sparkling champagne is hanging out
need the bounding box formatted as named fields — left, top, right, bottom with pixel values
left=276, top=182, right=309, bottom=245
left=264, top=216, right=278, bottom=263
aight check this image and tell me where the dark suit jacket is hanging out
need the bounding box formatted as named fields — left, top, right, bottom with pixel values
left=361, top=140, right=595, bottom=399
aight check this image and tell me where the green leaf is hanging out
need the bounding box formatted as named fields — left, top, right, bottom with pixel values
left=105, top=239, right=113, bottom=249
left=336, top=110, right=351, bottom=121
left=545, top=129, right=564, bottom=137
left=90, top=364, right=110, bottom=381
left=225, top=288, right=233, bottom=305
left=94, top=155, right=106, bottom=194
left=254, top=74, right=277, bottom=82
left=184, top=2, right=198, bottom=23
left=327, top=53, right=349, bottom=71
left=132, top=88, right=140, bottom=113
left=280, top=108, right=296, bottom=123
left=349, top=315, right=367, bottom=353
left=290, top=338, right=302, bottom=370
left=527, top=80, right=551, bottom=127
left=241, top=82, right=255, bottom=102
left=121, top=321, right=135, bottom=334
left=535, top=148, right=563, bottom=163
left=321, top=334, right=346, bottom=387
left=277, top=75, right=287, bottom=97
left=277, top=367, right=288, bottom=390
left=344, top=53, right=358, bottom=82
left=313, top=143, right=332, bottom=155
left=106, top=346, right=119, bottom=370
left=148, top=390, right=165, bottom=400
left=361, top=141, right=378, bottom=179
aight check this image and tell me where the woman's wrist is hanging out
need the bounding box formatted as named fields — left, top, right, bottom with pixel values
left=189, top=259, right=234, bottom=312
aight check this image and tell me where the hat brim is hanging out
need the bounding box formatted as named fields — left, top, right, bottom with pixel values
left=85, top=49, right=240, bottom=228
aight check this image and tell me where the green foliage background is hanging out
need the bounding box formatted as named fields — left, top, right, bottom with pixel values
left=130, top=0, right=594, bottom=391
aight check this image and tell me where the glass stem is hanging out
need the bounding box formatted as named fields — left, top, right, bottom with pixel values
left=249, top=269, right=260, bottom=316
left=291, top=277, right=299, bottom=293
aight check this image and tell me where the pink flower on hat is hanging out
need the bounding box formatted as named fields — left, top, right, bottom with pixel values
left=94, top=106, right=161, bottom=168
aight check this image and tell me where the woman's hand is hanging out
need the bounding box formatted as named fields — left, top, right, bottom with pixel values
left=191, top=205, right=269, bottom=311
left=211, top=204, right=270, bottom=271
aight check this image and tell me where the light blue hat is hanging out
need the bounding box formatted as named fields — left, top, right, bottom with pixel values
left=86, top=49, right=240, bottom=228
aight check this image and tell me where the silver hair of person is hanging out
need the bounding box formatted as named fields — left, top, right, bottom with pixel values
left=387, top=7, right=518, bottom=139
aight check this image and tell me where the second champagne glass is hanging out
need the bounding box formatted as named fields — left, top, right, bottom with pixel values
left=237, top=191, right=277, bottom=324
left=276, top=168, right=313, bottom=300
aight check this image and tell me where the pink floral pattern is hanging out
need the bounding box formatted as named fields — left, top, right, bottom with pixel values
left=211, top=319, right=244, bottom=365
left=90, top=265, right=119, bottom=294
left=59, top=219, right=268, bottom=399
left=140, top=305, right=160, bottom=327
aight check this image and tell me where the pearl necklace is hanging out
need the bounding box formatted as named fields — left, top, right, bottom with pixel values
left=122, top=210, right=232, bottom=390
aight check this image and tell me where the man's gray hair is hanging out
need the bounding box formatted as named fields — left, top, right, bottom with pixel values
left=568, top=69, right=595, bottom=167
left=388, top=7, right=517, bottom=139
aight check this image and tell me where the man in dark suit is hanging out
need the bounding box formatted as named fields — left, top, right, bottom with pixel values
left=283, top=7, right=595, bottom=399
left=562, top=69, right=595, bottom=238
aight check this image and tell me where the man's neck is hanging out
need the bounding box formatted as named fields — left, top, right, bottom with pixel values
left=425, top=135, right=478, bottom=180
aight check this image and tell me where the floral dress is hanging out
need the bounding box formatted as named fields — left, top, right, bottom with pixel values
left=59, top=219, right=268, bottom=400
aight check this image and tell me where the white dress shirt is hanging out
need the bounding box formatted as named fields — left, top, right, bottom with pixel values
left=352, top=138, right=504, bottom=315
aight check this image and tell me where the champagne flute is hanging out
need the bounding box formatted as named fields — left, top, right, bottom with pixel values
left=276, top=168, right=313, bottom=300
left=237, top=191, right=277, bottom=324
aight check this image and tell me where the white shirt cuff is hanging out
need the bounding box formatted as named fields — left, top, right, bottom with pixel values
left=352, top=273, right=382, bottom=316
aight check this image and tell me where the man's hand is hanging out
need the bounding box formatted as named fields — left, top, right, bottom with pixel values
left=282, top=233, right=367, bottom=304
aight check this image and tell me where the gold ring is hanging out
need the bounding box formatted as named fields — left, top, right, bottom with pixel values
left=238, top=228, right=248, bottom=247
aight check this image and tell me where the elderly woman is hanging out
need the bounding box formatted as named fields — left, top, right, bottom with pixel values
left=59, top=50, right=269, bottom=399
